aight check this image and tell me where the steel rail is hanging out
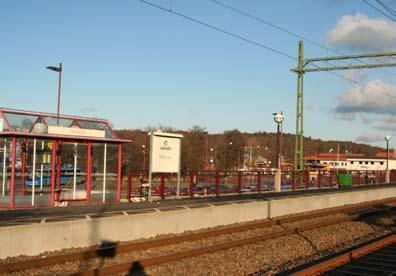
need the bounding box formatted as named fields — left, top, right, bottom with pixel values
left=1, top=198, right=395, bottom=274
left=73, top=208, right=391, bottom=276
left=292, top=233, right=396, bottom=276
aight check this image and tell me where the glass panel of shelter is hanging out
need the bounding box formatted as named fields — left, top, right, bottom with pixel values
left=90, top=143, right=118, bottom=202
left=0, top=113, right=10, bottom=132
left=0, top=139, right=11, bottom=207
left=78, top=121, right=115, bottom=139
left=8, top=139, right=89, bottom=207
left=0, top=138, right=120, bottom=207
left=3, top=113, right=39, bottom=132
left=59, top=142, right=87, bottom=202
left=42, top=116, right=74, bottom=128
left=13, top=138, right=53, bottom=207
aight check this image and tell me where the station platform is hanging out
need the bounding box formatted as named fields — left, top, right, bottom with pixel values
left=0, top=183, right=395, bottom=258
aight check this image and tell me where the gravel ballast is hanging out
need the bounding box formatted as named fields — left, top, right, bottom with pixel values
left=2, top=209, right=395, bottom=275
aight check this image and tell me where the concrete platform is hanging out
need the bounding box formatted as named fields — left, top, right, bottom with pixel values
left=0, top=184, right=395, bottom=259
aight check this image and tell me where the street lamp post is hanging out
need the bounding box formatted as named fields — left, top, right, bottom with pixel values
left=142, top=145, right=147, bottom=171
left=385, top=135, right=391, bottom=183
left=228, top=141, right=233, bottom=171
left=273, top=111, right=284, bottom=192
left=209, top=147, right=215, bottom=170
left=46, top=63, right=63, bottom=124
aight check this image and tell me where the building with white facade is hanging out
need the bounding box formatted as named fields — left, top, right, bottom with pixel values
left=305, top=152, right=396, bottom=171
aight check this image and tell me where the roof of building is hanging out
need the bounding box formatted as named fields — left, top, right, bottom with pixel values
left=0, top=107, right=131, bottom=143
left=375, top=151, right=396, bottom=158
left=305, top=152, right=396, bottom=161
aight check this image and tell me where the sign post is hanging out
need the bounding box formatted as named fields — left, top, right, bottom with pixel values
left=148, top=132, right=183, bottom=201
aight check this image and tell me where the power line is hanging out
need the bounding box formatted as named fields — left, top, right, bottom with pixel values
left=209, top=0, right=396, bottom=78
left=362, top=0, right=396, bottom=21
left=138, top=0, right=396, bottom=100
left=138, top=0, right=295, bottom=60
left=375, top=0, right=396, bottom=16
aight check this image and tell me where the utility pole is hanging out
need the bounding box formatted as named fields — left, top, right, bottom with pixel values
left=295, top=41, right=304, bottom=173
left=291, top=41, right=396, bottom=185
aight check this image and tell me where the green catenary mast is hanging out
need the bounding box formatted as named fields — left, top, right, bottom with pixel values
left=292, top=41, right=396, bottom=181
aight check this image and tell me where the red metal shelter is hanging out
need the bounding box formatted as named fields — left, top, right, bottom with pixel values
left=0, top=107, right=131, bottom=208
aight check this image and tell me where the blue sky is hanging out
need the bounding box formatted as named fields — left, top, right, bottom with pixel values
left=2, top=0, right=396, bottom=147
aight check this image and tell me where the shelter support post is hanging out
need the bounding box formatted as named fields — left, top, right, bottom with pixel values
left=50, top=140, right=57, bottom=206
left=10, top=138, right=16, bottom=208
left=40, top=141, right=44, bottom=191
left=116, top=143, right=122, bottom=201
left=86, top=142, right=92, bottom=205
left=20, top=139, right=27, bottom=196
left=73, top=143, right=77, bottom=200
left=102, top=143, right=107, bottom=203
left=56, top=143, right=62, bottom=197
left=31, top=139, right=37, bottom=206
left=2, top=139, right=7, bottom=196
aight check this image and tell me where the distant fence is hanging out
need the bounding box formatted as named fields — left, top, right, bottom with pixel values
left=121, top=169, right=396, bottom=201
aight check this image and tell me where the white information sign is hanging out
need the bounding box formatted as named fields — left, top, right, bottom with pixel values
left=151, top=134, right=182, bottom=173
left=0, top=118, right=3, bottom=132
left=148, top=132, right=183, bottom=199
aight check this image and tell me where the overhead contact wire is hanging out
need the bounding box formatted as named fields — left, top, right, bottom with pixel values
left=138, top=0, right=396, bottom=100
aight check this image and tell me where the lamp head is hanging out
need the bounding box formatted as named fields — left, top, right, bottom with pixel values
left=46, top=65, right=62, bottom=72
left=273, top=112, right=284, bottom=124
left=385, top=135, right=391, bottom=142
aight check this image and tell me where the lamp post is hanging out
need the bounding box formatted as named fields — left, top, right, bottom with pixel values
left=385, top=135, right=391, bottom=183
left=228, top=141, right=233, bottom=171
left=209, top=147, right=215, bottom=170
left=142, top=144, right=147, bottom=171
left=273, top=111, right=284, bottom=192
left=46, top=63, right=63, bottom=125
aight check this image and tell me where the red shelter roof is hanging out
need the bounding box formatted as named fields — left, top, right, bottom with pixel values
left=0, top=107, right=131, bottom=143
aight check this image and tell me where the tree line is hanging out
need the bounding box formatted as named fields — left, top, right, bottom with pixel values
left=115, top=126, right=383, bottom=172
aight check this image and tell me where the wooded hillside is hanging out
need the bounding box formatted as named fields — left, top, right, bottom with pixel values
left=115, top=127, right=383, bottom=171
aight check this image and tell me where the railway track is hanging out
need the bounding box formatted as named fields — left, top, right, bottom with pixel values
left=292, top=233, right=396, bottom=276
left=1, top=198, right=395, bottom=275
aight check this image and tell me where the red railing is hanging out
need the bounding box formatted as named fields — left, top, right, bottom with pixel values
left=123, top=169, right=396, bottom=201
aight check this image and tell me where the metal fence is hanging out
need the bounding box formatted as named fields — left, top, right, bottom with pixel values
left=121, top=169, right=396, bottom=201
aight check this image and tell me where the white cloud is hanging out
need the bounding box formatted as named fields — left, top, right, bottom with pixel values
left=355, top=134, right=383, bottom=143
left=80, top=107, right=99, bottom=113
left=333, top=79, right=396, bottom=115
left=325, top=13, right=396, bottom=51
left=374, top=115, right=396, bottom=131
left=334, top=112, right=356, bottom=121
left=343, top=70, right=367, bottom=82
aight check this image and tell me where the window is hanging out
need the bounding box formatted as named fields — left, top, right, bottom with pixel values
left=351, top=161, right=354, bottom=164
left=371, top=161, right=374, bottom=165
left=365, top=161, right=369, bottom=165
left=323, top=162, right=327, bottom=164
left=359, top=161, right=363, bottom=164
left=380, top=162, right=384, bottom=165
